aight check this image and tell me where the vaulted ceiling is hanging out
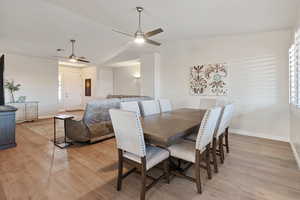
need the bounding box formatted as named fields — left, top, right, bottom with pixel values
left=1, top=0, right=299, bottom=65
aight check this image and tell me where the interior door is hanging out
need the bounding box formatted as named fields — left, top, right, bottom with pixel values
left=63, top=71, right=82, bottom=111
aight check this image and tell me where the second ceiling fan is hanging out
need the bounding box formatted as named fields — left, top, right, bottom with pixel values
left=113, top=7, right=163, bottom=46
left=56, top=39, right=90, bottom=63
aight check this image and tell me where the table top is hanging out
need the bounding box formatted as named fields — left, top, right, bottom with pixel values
left=141, top=108, right=206, bottom=146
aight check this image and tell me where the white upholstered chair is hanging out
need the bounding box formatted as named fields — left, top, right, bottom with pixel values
left=120, top=101, right=141, bottom=117
left=199, top=98, right=217, bottom=110
left=211, top=104, right=235, bottom=171
left=168, top=107, right=222, bottom=194
left=185, top=98, right=221, bottom=142
left=109, top=109, right=170, bottom=200
left=159, top=99, right=172, bottom=112
left=140, top=100, right=161, bottom=116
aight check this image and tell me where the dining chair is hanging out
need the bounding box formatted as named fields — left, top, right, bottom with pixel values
left=168, top=107, right=222, bottom=194
left=199, top=98, right=217, bottom=110
left=212, top=104, right=234, bottom=171
left=109, top=109, right=170, bottom=200
left=140, top=100, right=161, bottom=116
left=159, top=99, right=172, bottom=112
left=185, top=100, right=222, bottom=142
left=120, top=101, right=141, bottom=117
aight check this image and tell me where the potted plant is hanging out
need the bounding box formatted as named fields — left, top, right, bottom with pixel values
left=4, top=80, right=21, bottom=103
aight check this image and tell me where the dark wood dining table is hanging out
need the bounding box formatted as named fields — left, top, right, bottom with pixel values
left=141, top=108, right=207, bottom=147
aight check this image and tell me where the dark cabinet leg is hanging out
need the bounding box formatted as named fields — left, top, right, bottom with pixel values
left=117, top=149, right=123, bottom=191
left=140, top=157, right=147, bottom=200
left=195, top=150, right=202, bottom=194
left=212, top=137, right=218, bottom=173
left=206, top=144, right=212, bottom=180
left=53, top=118, right=56, bottom=144
left=64, top=120, right=67, bottom=144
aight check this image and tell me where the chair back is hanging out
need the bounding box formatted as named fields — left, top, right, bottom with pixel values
left=199, top=98, right=217, bottom=109
left=141, top=100, right=161, bottom=116
left=215, top=104, right=234, bottom=137
left=196, top=107, right=222, bottom=150
left=109, top=109, right=146, bottom=157
left=159, top=99, right=172, bottom=112
left=120, top=101, right=141, bottom=117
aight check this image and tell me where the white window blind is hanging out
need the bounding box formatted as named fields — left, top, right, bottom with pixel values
left=289, top=30, right=300, bottom=106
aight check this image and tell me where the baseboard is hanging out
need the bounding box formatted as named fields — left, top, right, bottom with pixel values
left=39, top=115, right=55, bottom=120
left=290, top=142, right=300, bottom=170
left=230, top=128, right=289, bottom=142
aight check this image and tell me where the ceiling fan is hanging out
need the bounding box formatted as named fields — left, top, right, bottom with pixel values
left=56, top=39, right=90, bottom=63
left=113, top=7, right=163, bottom=46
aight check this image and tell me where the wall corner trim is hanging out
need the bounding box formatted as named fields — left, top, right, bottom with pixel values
left=290, top=142, right=300, bottom=170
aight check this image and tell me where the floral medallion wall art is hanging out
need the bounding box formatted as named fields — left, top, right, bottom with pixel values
left=190, top=63, right=228, bottom=96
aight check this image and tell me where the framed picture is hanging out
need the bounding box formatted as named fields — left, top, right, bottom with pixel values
left=85, top=79, right=91, bottom=96
left=190, top=63, right=228, bottom=96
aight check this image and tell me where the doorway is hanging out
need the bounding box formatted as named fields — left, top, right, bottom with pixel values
left=59, top=66, right=83, bottom=111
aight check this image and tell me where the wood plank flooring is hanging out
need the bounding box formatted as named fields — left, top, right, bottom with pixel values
left=0, top=117, right=299, bottom=200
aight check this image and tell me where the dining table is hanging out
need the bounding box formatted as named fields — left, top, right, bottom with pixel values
left=141, top=108, right=207, bottom=147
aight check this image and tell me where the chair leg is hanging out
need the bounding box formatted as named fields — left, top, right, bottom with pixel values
left=219, top=135, right=225, bottom=164
left=117, top=149, right=123, bottom=191
left=163, top=158, right=170, bottom=184
left=205, top=144, right=212, bottom=180
left=195, top=150, right=202, bottom=194
left=140, top=157, right=147, bottom=200
left=212, top=137, right=218, bottom=173
left=225, top=127, right=229, bottom=153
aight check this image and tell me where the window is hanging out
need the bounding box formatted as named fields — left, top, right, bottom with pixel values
left=289, top=30, right=300, bottom=106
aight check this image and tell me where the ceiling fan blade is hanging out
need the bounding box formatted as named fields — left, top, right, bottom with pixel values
left=145, top=39, right=161, bottom=46
left=77, top=59, right=90, bottom=63
left=112, top=29, right=134, bottom=38
left=145, top=28, right=163, bottom=38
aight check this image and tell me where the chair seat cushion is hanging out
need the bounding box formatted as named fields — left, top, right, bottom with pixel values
left=123, top=145, right=169, bottom=170
left=168, top=140, right=204, bottom=163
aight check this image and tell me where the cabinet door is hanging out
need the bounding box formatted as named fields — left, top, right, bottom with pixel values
left=0, top=113, right=15, bottom=146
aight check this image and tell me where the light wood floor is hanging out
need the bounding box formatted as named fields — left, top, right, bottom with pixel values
left=0, top=117, right=300, bottom=200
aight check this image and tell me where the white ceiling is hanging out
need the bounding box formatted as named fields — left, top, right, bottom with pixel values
left=1, top=0, right=299, bottom=65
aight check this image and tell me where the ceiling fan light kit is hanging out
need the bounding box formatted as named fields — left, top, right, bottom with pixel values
left=134, top=35, right=145, bottom=44
left=113, top=6, right=163, bottom=46
left=69, top=58, right=77, bottom=63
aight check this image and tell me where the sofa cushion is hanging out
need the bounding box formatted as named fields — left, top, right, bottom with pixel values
left=82, top=96, right=153, bottom=140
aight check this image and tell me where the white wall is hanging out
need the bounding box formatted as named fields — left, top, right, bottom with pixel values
left=4, top=53, right=59, bottom=117
left=113, top=65, right=140, bottom=95
left=140, top=53, right=160, bottom=98
left=96, top=67, right=114, bottom=98
left=159, top=30, right=291, bottom=142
